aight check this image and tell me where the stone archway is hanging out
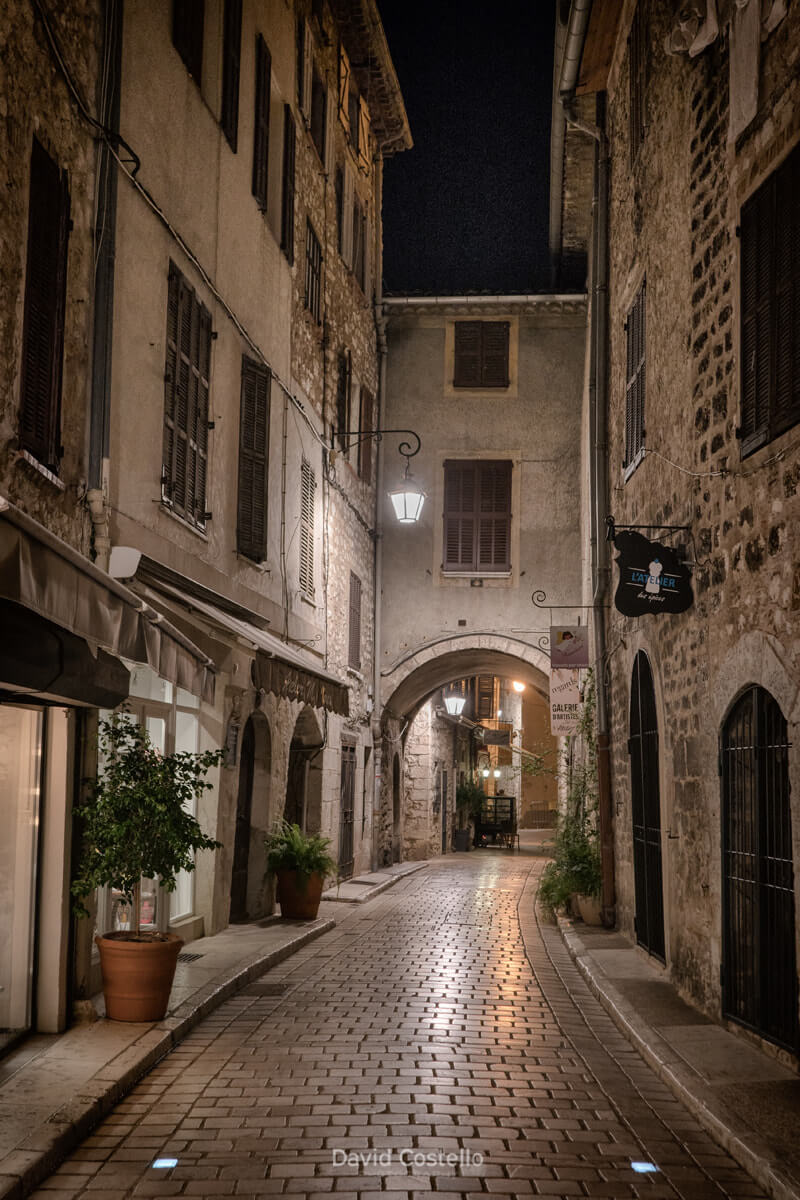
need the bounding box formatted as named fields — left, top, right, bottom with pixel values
left=285, top=706, right=324, bottom=833
left=229, top=710, right=271, bottom=923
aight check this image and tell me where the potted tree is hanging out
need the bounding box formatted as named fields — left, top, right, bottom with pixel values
left=71, top=713, right=223, bottom=1022
left=265, top=822, right=336, bottom=919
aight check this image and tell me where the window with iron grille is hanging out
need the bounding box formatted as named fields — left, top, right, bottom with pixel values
left=281, top=104, right=296, bottom=264
left=357, top=388, right=373, bottom=483
left=453, top=322, right=509, bottom=388
left=19, top=137, right=70, bottom=473
left=348, top=572, right=362, bottom=670
left=252, top=34, right=271, bottom=209
left=237, top=356, right=270, bottom=561
left=624, top=278, right=646, bottom=472
left=629, top=3, right=646, bottom=163
left=221, top=0, right=242, bottom=151
left=305, top=220, right=322, bottom=324
left=336, top=349, right=351, bottom=452
left=162, top=263, right=212, bottom=529
left=443, top=460, right=512, bottom=573
left=173, top=0, right=204, bottom=83
left=299, top=458, right=316, bottom=598
left=740, top=141, right=800, bottom=457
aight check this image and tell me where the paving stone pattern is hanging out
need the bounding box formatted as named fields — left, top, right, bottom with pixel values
left=33, top=857, right=767, bottom=1199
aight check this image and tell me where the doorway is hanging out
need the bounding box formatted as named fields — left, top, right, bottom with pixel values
left=629, top=652, right=665, bottom=961
left=392, top=753, right=401, bottom=864
left=339, top=742, right=356, bottom=879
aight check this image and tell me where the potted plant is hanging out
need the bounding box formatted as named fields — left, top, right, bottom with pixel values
left=455, top=779, right=484, bottom=851
left=71, top=713, right=223, bottom=1022
left=265, top=821, right=335, bottom=919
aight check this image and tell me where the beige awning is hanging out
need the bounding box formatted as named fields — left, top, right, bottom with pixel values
left=0, top=501, right=215, bottom=702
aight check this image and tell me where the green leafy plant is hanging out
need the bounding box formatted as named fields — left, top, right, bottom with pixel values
left=455, top=779, right=486, bottom=827
left=264, top=822, right=336, bottom=891
left=71, top=712, right=223, bottom=935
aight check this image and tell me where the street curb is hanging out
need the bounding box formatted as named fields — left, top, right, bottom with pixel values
left=556, top=916, right=800, bottom=1200
left=322, top=860, right=429, bottom=903
left=0, top=917, right=335, bottom=1200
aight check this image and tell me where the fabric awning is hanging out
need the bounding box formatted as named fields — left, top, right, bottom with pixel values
left=146, top=582, right=350, bottom=717
left=0, top=501, right=215, bottom=702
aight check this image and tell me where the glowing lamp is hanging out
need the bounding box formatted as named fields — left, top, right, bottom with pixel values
left=444, top=694, right=466, bottom=716
left=512, top=680, right=526, bottom=693
left=389, top=464, right=425, bottom=523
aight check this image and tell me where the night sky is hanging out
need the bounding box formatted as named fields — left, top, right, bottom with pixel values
left=377, top=2, right=556, bottom=296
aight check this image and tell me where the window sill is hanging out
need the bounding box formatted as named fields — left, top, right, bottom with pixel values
left=159, top=502, right=208, bottom=540
left=623, top=448, right=646, bottom=483
left=236, top=553, right=271, bottom=573
left=300, top=592, right=317, bottom=608
left=440, top=570, right=512, bottom=579
left=17, top=450, right=66, bottom=491
left=347, top=666, right=364, bottom=681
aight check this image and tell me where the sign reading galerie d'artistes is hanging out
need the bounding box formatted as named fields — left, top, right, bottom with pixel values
left=612, top=530, right=694, bottom=618
left=550, top=669, right=581, bottom=735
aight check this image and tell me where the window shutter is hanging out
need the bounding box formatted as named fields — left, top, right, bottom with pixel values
left=281, top=104, right=296, bottom=264
left=237, top=357, right=270, bottom=561
left=477, top=675, right=495, bottom=720
left=773, top=149, right=800, bottom=439
left=341, top=164, right=354, bottom=265
left=358, top=388, right=373, bottom=483
left=299, top=458, right=316, bottom=597
left=481, top=322, right=509, bottom=387
left=348, top=572, right=362, bottom=669
left=19, top=138, right=70, bottom=471
left=221, top=0, right=242, bottom=151
left=336, top=350, right=351, bottom=450
left=443, top=460, right=477, bottom=570
left=300, top=19, right=313, bottom=119
left=477, top=460, right=511, bottom=571
left=325, top=87, right=337, bottom=173
left=625, top=280, right=646, bottom=466
left=338, top=44, right=351, bottom=133
left=453, top=323, right=482, bottom=388
left=252, top=34, right=271, bottom=209
left=173, top=0, right=205, bottom=83
left=163, top=263, right=211, bottom=528
left=310, top=67, right=326, bottom=160
left=358, top=97, right=370, bottom=171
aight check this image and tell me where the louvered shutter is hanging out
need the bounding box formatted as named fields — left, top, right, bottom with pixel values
left=163, top=264, right=211, bottom=528
left=281, top=105, right=296, bottom=263
left=625, top=281, right=646, bottom=466
left=443, top=460, right=477, bottom=569
left=338, top=44, right=351, bottom=133
left=173, top=0, right=205, bottom=82
left=221, top=0, right=242, bottom=151
left=454, top=322, right=481, bottom=387
left=773, top=148, right=800, bottom=439
left=336, top=351, right=351, bottom=450
left=300, top=19, right=313, bottom=119
left=477, top=675, right=495, bottom=720
left=299, top=458, right=316, bottom=597
left=481, top=322, right=509, bottom=387
left=476, top=460, right=511, bottom=571
left=341, top=165, right=354, bottom=265
left=19, top=138, right=70, bottom=471
left=348, top=572, right=362, bottom=669
left=358, top=96, right=370, bottom=171
left=358, top=388, right=373, bottom=483
left=237, top=357, right=269, bottom=560
left=252, top=34, right=271, bottom=209
left=325, top=88, right=337, bottom=173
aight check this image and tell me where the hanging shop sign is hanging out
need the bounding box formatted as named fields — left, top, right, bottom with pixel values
left=550, top=625, right=590, bottom=669
left=612, top=531, right=693, bottom=617
left=550, top=669, right=582, bottom=735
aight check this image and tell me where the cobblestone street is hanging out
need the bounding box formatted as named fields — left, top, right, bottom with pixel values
left=34, top=858, right=767, bottom=1200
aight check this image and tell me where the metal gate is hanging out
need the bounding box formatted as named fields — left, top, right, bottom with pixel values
left=629, top=651, right=665, bottom=961
left=339, top=743, right=356, bottom=880
left=721, top=686, right=798, bottom=1051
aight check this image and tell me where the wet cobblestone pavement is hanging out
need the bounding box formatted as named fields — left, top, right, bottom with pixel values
left=34, top=856, right=768, bottom=1199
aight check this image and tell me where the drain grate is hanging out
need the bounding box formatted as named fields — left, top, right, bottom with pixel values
left=177, top=952, right=204, bottom=964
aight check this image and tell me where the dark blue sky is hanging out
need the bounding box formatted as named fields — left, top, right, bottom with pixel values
left=378, top=2, right=556, bottom=295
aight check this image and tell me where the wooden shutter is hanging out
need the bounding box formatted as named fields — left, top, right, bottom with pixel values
left=19, top=138, right=70, bottom=471
left=221, top=0, right=242, bottom=151
left=773, top=146, right=800, bottom=439
left=443, top=460, right=477, bottom=569
left=625, top=280, right=646, bottom=467
left=454, top=322, right=481, bottom=387
left=348, top=572, right=362, bottom=669
left=358, top=388, right=373, bottom=483
left=338, top=44, right=351, bottom=133
left=252, top=34, right=271, bottom=209
left=481, top=322, right=509, bottom=387
left=341, top=164, right=354, bottom=265
left=300, top=19, right=313, bottom=119
left=163, top=263, right=211, bottom=527
left=325, top=87, right=337, bottom=173
left=281, top=105, right=296, bottom=264
left=310, top=67, right=326, bottom=160
left=173, top=0, right=204, bottom=83
left=358, top=97, right=370, bottom=171
left=237, top=357, right=270, bottom=561
left=336, top=350, right=351, bottom=450
left=476, top=460, right=511, bottom=571
left=477, top=675, right=495, bottom=720
left=299, top=458, right=316, bottom=597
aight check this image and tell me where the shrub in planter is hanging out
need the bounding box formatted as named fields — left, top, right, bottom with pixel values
left=265, top=822, right=336, bottom=919
left=71, top=713, right=223, bottom=1022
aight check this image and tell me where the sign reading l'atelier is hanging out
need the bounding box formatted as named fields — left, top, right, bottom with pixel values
left=613, top=531, right=693, bottom=617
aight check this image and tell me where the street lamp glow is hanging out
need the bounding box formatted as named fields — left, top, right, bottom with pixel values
left=493, top=768, right=501, bottom=779
left=389, top=465, right=425, bottom=523
left=512, top=680, right=526, bottom=693
left=482, top=767, right=490, bottom=778
left=444, top=694, right=466, bottom=716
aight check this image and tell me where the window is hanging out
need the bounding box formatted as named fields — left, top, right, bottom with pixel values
left=237, top=356, right=270, bottom=561
left=334, top=166, right=344, bottom=253
left=221, top=0, right=242, bottom=151
left=624, top=278, right=646, bottom=472
left=740, top=142, right=800, bottom=456
left=305, top=220, right=322, bottom=323
left=299, top=458, right=316, bottom=598
left=338, top=43, right=351, bottom=134
left=352, top=193, right=366, bottom=291
left=476, top=675, right=496, bottom=720
left=358, top=388, right=373, bottom=483
left=348, top=88, right=360, bottom=154
left=310, top=63, right=327, bottom=161
left=252, top=34, right=271, bottom=209
left=163, top=264, right=211, bottom=528
left=348, top=572, right=362, bottom=669
left=173, top=0, right=204, bottom=83
left=629, top=3, right=646, bottom=162
left=19, top=137, right=70, bottom=473
left=453, top=321, right=509, bottom=388
left=298, top=18, right=313, bottom=118
left=281, top=104, right=296, bottom=264
left=336, top=350, right=351, bottom=452
left=443, top=459, right=512, bottom=573
left=341, top=165, right=354, bottom=265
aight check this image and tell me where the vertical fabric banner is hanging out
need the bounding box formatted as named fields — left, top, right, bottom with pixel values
left=550, top=669, right=582, bottom=735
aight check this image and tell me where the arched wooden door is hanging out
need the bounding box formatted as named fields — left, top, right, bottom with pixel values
left=629, top=652, right=665, bottom=961
left=721, top=686, right=798, bottom=1050
left=229, top=718, right=255, bottom=923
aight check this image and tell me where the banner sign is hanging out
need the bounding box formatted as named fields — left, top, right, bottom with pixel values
left=613, top=531, right=693, bottom=617
left=550, top=669, right=581, bottom=735
left=550, top=625, right=590, bottom=669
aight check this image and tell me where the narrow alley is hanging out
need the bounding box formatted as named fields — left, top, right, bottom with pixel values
left=33, top=858, right=766, bottom=1200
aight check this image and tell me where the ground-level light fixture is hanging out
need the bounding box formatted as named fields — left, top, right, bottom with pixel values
left=512, top=680, right=526, bottom=693
left=330, top=424, right=425, bottom=524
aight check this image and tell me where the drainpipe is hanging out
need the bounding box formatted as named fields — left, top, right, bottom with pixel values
left=371, top=153, right=388, bottom=870
left=558, top=0, right=615, bottom=924
left=87, top=0, right=123, bottom=572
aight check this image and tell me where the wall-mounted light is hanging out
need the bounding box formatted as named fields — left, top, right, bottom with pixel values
left=493, top=768, right=501, bottom=779
left=330, top=426, right=425, bottom=524
left=482, top=767, right=490, bottom=778
left=389, top=463, right=426, bottom=524
left=444, top=694, right=466, bottom=716
left=512, top=680, right=526, bottom=693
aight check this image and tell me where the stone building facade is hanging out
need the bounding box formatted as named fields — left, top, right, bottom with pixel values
left=559, top=0, right=800, bottom=1059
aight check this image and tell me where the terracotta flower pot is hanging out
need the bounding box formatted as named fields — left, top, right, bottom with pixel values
left=276, top=870, right=325, bottom=919
left=576, top=893, right=603, bottom=926
left=95, top=932, right=183, bottom=1022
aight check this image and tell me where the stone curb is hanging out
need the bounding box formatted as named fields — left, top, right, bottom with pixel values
left=556, top=916, right=800, bottom=1200
left=322, top=860, right=429, bottom=903
left=0, top=918, right=335, bottom=1200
